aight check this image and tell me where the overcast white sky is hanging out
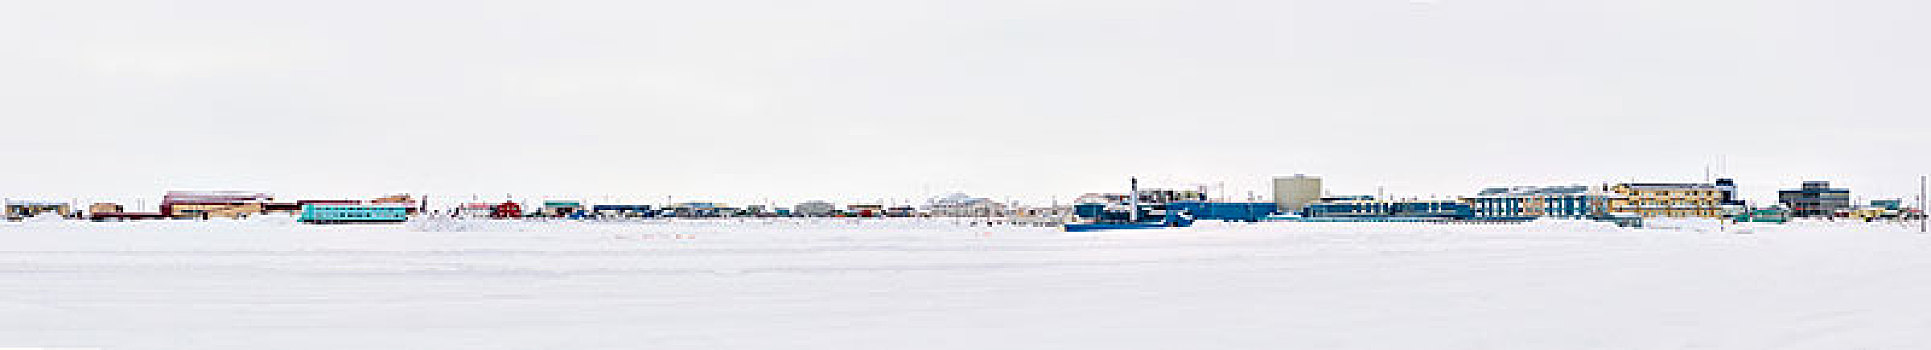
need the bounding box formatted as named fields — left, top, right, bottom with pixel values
left=2, top=0, right=1926, bottom=208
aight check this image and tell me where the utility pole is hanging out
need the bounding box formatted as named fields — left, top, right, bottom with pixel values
left=1129, top=177, right=1140, bottom=223
left=1921, top=175, right=1926, bottom=233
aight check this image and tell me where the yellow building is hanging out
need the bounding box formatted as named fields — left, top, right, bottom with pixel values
left=88, top=203, right=123, bottom=215
left=1608, top=183, right=1726, bottom=218
left=5, top=200, right=71, bottom=219
left=161, top=191, right=274, bottom=219
left=166, top=203, right=267, bottom=219
left=1850, top=207, right=1902, bottom=221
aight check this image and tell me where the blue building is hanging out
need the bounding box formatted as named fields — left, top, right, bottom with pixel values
left=591, top=205, right=654, bottom=218
left=1463, top=186, right=1615, bottom=220
left=1778, top=181, right=1851, bottom=217
left=299, top=205, right=409, bottom=224
left=1302, top=199, right=1473, bottom=220
left=1165, top=202, right=1278, bottom=222
left=1871, top=199, right=1903, bottom=211
left=1069, top=203, right=1195, bottom=230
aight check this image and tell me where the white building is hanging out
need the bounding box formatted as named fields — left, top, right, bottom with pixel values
left=925, top=193, right=1007, bottom=217
left=794, top=201, right=836, bottom=217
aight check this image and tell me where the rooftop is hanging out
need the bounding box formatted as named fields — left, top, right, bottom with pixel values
left=1621, top=183, right=1719, bottom=190
left=1475, top=185, right=1595, bottom=197
left=4, top=200, right=68, bottom=206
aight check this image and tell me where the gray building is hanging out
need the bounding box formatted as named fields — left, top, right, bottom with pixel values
left=925, top=193, right=1005, bottom=217
left=794, top=200, right=836, bottom=217
left=1464, top=185, right=1616, bottom=219
left=1778, top=181, right=1850, bottom=217
left=1272, top=175, right=1323, bottom=213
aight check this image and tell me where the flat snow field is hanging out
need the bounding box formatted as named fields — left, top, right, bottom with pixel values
left=4, top=218, right=1931, bottom=349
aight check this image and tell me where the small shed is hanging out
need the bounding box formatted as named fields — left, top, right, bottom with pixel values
left=591, top=205, right=654, bottom=218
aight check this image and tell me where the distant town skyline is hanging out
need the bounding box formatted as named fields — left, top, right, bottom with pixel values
left=2, top=0, right=1925, bottom=207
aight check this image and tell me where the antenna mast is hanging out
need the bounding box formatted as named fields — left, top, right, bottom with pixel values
left=1129, top=177, right=1140, bottom=223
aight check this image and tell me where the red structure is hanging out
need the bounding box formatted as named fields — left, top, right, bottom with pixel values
left=491, top=201, right=523, bottom=219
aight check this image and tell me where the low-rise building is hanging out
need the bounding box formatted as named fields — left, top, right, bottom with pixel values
left=5, top=200, right=71, bottom=220
left=1608, top=183, right=1725, bottom=218
left=1778, top=181, right=1851, bottom=218
left=456, top=203, right=497, bottom=218
left=1737, top=207, right=1791, bottom=223
left=1011, top=205, right=1073, bottom=219
left=1464, top=185, right=1617, bottom=219
left=1850, top=206, right=1903, bottom=221
left=1166, top=202, right=1279, bottom=222
left=591, top=205, right=654, bottom=218
left=491, top=201, right=524, bottom=218
left=88, top=203, right=124, bottom=215
left=1303, top=198, right=1473, bottom=219
left=1870, top=199, right=1904, bottom=211
left=1136, top=188, right=1206, bottom=203
left=162, top=191, right=273, bottom=219
left=926, top=193, right=1006, bottom=217
left=373, top=194, right=420, bottom=213
left=846, top=204, right=885, bottom=217
left=668, top=202, right=724, bottom=217
left=542, top=200, right=583, bottom=217
left=266, top=200, right=361, bottom=215
left=794, top=201, right=835, bottom=217
left=1074, top=193, right=1129, bottom=205
left=89, top=202, right=166, bottom=221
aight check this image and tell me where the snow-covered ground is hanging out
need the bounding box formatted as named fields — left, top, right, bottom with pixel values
left=3, top=218, right=1929, bottom=349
